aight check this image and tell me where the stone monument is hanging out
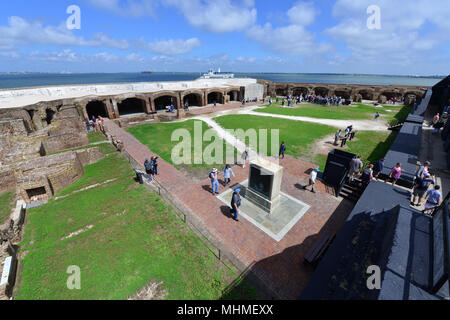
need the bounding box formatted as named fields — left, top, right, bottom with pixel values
left=246, top=158, right=283, bottom=214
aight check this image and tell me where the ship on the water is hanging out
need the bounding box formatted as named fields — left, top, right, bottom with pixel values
left=141, top=70, right=154, bottom=74
left=200, top=68, right=234, bottom=79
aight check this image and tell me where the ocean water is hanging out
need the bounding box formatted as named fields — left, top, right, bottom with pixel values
left=0, top=72, right=443, bottom=90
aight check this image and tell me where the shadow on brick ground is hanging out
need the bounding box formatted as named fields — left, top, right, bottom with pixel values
left=220, top=198, right=354, bottom=300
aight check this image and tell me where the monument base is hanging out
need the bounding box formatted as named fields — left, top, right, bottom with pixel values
left=246, top=187, right=280, bottom=214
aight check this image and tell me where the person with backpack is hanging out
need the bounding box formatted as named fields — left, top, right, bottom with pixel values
left=230, top=189, right=242, bottom=222
left=209, top=168, right=219, bottom=195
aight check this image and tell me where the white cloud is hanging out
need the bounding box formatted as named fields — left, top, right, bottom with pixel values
left=0, top=16, right=130, bottom=50
left=245, top=2, right=331, bottom=56
left=164, top=0, right=257, bottom=33
left=325, top=0, right=450, bottom=67
left=287, top=1, right=318, bottom=26
left=144, top=38, right=201, bottom=55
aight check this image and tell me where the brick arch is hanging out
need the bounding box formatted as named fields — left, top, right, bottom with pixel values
left=205, top=90, right=225, bottom=104
left=226, top=89, right=241, bottom=102
left=357, top=89, right=376, bottom=100
left=181, top=90, right=205, bottom=107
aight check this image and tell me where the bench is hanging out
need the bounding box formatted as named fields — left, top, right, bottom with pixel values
left=304, top=234, right=335, bottom=266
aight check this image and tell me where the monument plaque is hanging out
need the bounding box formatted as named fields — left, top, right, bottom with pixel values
left=246, top=158, right=283, bottom=213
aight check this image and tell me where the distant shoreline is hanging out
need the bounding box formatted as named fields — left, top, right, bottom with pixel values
left=0, top=72, right=443, bottom=90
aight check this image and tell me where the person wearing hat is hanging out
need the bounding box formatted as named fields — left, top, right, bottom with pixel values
left=231, top=188, right=242, bottom=222
left=209, top=168, right=220, bottom=195
left=303, top=168, right=319, bottom=193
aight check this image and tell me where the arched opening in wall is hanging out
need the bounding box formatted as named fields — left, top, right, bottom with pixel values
left=276, top=88, right=287, bottom=97
left=86, top=100, right=108, bottom=119
left=26, top=109, right=35, bottom=121
left=118, top=98, right=145, bottom=116
left=183, top=93, right=202, bottom=107
left=292, top=87, right=309, bottom=97
left=382, top=91, right=400, bottom=100
left=314, top=87, right=329, bottom=97
left=207, top=92, right=223, bottom=105
left=227, top=91, right=240, bottom=101
left=154, top=96, right=178, bottom=111
left=45, top=108, right=56, bottom=125
left=335, top=90, right=351, bottom=99
left=358, top=90, right=374, bottom=100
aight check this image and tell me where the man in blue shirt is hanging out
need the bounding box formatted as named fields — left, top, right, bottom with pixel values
left=209, top=168, right=219, bottom=195
left=411, top=173, right=434, bottom=207
left=279, top=142, right=286, bottom=159
left=231, top=189, right=242, bottom=222
left=423, top=185, right=442, bottom=215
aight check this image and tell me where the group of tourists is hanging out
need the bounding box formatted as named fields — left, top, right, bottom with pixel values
left=348, top=156, right=443, bottom=215
left=208, top=165, right=240, bottom=222
left=85, top=115, right=104, bottom=132
left=410, top=161, right=443, bottom=215
left=334, top=125, right=356, bottom=147
left=144, top=157, right=159, bottom=182
left=166, top=104, right=175, bottom=113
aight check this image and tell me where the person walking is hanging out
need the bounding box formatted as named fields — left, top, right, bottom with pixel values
left=230, top=189, right=242, bottom=222
left=303, top=168, right=319, bottom=193
left=241, top=149, right=249, bottom=168
left=279, top=141, right=286, bottom=159
left=349, top=156, right=363, bottom=182
left=373, top=158, right=385, bottom=179
left=411, top=173, right=434, bottom=207
left=209, top=168, right=220, bottom=195
left=223, top=165, right=235, bottom=186
left=152, top=156, right=159, bottom=176
left=85, top=119, right=91, bottom=132
left=361, top=164, right=375, bottom=187
left=374, top=112, right=380, bottom=121
left=423, top=185, right=442, bottom=215
left=388, top=162, right=402, bottom=186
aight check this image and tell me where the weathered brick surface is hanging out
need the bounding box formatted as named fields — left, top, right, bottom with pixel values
left=104, top=118, right=353, bottom=299
left=0, top=170, right=16, bottom=194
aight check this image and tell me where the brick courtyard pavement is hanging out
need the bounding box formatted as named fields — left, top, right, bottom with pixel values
left=104, top=118, right=354, bottom=299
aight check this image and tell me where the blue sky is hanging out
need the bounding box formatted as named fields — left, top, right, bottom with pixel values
left=0, top=0, right=449, bottom=75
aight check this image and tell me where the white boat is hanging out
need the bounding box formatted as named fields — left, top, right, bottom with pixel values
left=200, top=68, right=234, bottom=79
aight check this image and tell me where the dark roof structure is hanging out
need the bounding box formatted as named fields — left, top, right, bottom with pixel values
left=300, top=182, right=450, bottom=300
left=301, top=79, right=450, bottom=300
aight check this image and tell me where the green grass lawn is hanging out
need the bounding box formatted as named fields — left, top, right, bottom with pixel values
left=87, top=131, right=107, bottom=144
left=16, top=153, right=257, bottom=300
left=256, top=102, right=410, bottom=121
left=214, top=114, right=397, bottom=172
left=0, top=190, right=15, bottom=223
left=128, top=120, right=239, bottom=174
left=214, top=115, right=336, bottom=158
left=315, top=131, right=398, bottom=170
